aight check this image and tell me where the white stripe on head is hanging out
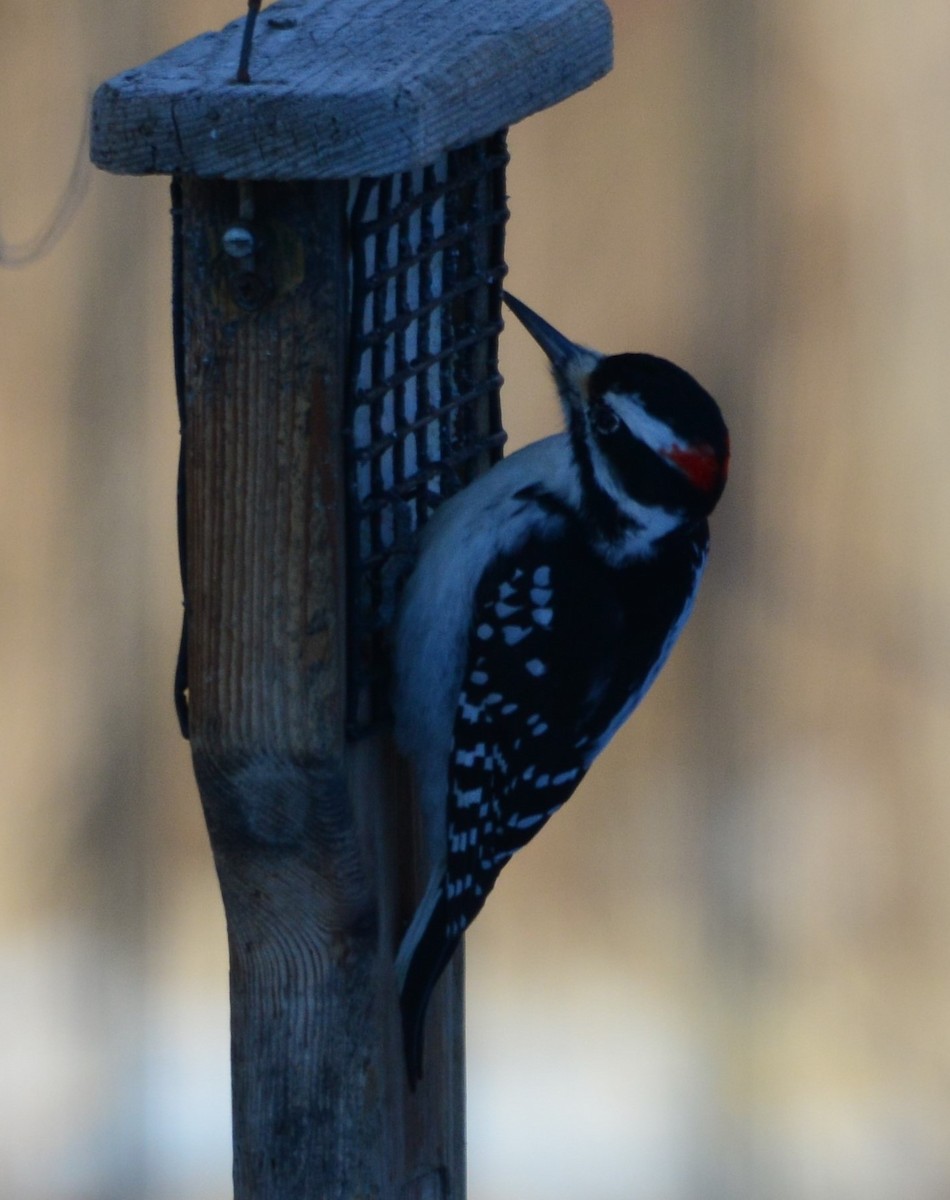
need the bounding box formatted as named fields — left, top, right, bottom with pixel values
left=603, top=390, right=688, bottom=456
left=582, top=389, right=689, bottom=561
left=592, top=501, right=684, bottom=565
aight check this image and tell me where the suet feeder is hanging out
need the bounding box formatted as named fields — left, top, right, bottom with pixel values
left=90, top=1, right=612, bottom=1196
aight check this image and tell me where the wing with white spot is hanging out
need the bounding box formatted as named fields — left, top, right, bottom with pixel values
left=397, top=514, right=708, bottom=1082
left=443, top=518, right=709, bottom=941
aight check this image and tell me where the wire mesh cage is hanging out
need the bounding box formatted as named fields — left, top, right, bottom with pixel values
left=344, top=130, right=510, bottom=733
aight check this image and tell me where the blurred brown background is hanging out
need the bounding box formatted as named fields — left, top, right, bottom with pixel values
left=3, top=2, right=950, bottom=1198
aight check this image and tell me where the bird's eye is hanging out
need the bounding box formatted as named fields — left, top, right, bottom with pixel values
left=591, top=403, right=621, bottom=436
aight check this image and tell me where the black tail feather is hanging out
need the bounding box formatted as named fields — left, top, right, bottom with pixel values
left=396, top=879, right=460, bottom=1088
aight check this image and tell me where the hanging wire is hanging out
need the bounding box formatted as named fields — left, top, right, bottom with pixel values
left=0, top=111, right=90, bottom=268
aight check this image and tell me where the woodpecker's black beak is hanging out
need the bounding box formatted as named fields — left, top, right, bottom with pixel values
left=503, top=293, right=601, bottom=416
left=503, top=292, right=584, bottom=375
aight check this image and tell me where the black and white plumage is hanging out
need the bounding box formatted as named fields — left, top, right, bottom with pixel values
left=393, top=293, right=729, bottom=1083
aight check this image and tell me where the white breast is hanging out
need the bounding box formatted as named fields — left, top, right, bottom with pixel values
left=392, top=434, right=578, bottom=862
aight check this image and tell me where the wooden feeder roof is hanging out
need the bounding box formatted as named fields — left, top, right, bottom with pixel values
left=91, top=0, right=613, bottom=180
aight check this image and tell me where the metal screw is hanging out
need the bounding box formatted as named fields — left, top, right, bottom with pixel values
left=222, top=225, right=256, bottom=259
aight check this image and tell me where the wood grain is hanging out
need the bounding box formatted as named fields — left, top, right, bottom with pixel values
left=91, top=0, right=612, bottom=179
left=180, top=176, right=464, bottom=1198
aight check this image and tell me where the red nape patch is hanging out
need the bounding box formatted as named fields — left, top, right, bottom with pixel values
left=662, top=441, right=728, bottom=492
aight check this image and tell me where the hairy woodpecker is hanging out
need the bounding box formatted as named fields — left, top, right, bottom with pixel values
left=393, top=293, right=729, bottom=1083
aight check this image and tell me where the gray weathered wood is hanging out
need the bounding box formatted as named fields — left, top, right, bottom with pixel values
left=91, top=0, right=612, bottom=179
left=179, top=176, right=466, bottom=1197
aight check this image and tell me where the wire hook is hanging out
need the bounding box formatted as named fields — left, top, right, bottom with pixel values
left=236, top=1, right=263, bottom=84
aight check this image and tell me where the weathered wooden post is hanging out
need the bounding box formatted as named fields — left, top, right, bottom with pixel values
left=90, top=1, right=611, bottom=1196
